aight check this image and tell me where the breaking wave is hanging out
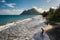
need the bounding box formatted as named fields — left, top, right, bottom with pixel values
left=0, top=15, right=50, bottom=40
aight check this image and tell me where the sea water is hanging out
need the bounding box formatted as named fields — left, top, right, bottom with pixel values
left=0, top=15, right=50, bottom=40
left=0, top=15, right=35, bottom=26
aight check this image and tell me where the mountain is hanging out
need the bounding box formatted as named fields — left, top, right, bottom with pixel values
left=20, top=8, right=41, bottom=15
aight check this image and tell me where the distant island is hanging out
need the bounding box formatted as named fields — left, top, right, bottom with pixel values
left=20, top=8, right=41, bottom=15
left=20, top=5, right=60, bottom=23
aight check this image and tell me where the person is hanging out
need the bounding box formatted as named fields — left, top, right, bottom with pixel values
left=40, top=28, right=44, bottom=40
left=40, top=28, right=44, bottom=38
left=33, top=28, right=50, bottom=40
left=41, top=28, right=44, bottom=35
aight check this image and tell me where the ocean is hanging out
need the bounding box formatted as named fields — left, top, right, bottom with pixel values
left=0, top=15, right=36, bottom=26
left=0, top=15, right=50, bottom=40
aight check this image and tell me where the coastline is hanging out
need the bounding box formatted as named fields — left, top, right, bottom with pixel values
left=0, top=15, right=60, bottom=40
left=0, top=15, right=46, bottom=40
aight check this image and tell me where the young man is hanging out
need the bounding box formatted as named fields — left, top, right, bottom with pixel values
left=41, top=28, right=44, bottom=35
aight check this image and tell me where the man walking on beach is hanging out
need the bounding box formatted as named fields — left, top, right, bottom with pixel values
left=40, top=28, right=44, bottom=40
left=41, top=28, right=44, bottom=35
left=33, top=27, right=50, bottom=40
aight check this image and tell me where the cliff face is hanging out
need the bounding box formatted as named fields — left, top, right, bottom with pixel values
left=20, top=8, right=41, bottom=15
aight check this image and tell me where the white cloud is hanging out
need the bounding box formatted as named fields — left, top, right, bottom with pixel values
left=47, top=0, right=51, bottom=3
left=0, top=0, right=5, bottom=2
left=51, top=7, right=57, bottom=9
left=0, top=9, right=24, bottom=15
left=2, top=0, right=5, bottom=2
left=5, top=3, right=16, bottom=8
left=33, top=6, right=45, bottom=13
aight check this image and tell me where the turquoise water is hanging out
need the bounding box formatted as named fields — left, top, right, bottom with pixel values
left=0, top=15, right=37, bottom=26
left=0, top=15, right=50, bottom=40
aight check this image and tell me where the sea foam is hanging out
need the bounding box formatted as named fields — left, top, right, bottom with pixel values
left=0, top=15, right=50, bottom=40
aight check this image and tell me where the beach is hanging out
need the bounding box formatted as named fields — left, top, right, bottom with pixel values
left=0, top=15, right=50, bottom=40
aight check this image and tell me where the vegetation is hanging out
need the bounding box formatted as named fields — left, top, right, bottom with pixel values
left=20, top=5, right=60, bottom=23
left=42, top=5, right=60, bottom=23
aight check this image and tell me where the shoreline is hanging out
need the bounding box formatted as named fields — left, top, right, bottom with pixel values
left=0, top=15, right=46, bottom=40
left=0, top=15, right=60, bottom=40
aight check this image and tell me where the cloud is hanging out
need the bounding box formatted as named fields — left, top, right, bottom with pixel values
left=0, top=0, right=5, bottom=2
left=51, top=7, right=57, bottom=9
left=0, top=9, right=24, bottom=15
left=33, top=6, right=45, bottom=13
left=47, top=0, right=51, bottom=3
left=5, top=3, right=16, bottom=8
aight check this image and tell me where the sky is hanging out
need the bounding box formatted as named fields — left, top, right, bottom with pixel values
left=0, top=0, right=60, bottom=15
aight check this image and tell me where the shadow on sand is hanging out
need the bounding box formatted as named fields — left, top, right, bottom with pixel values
left=33, top=32, right=50, bottom=40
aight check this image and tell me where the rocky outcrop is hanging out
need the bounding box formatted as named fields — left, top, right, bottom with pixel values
left=46, top=24, right=60, bottom=40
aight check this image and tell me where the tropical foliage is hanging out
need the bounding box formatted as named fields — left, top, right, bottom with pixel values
left=42, top=5, right=60, bottom=23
